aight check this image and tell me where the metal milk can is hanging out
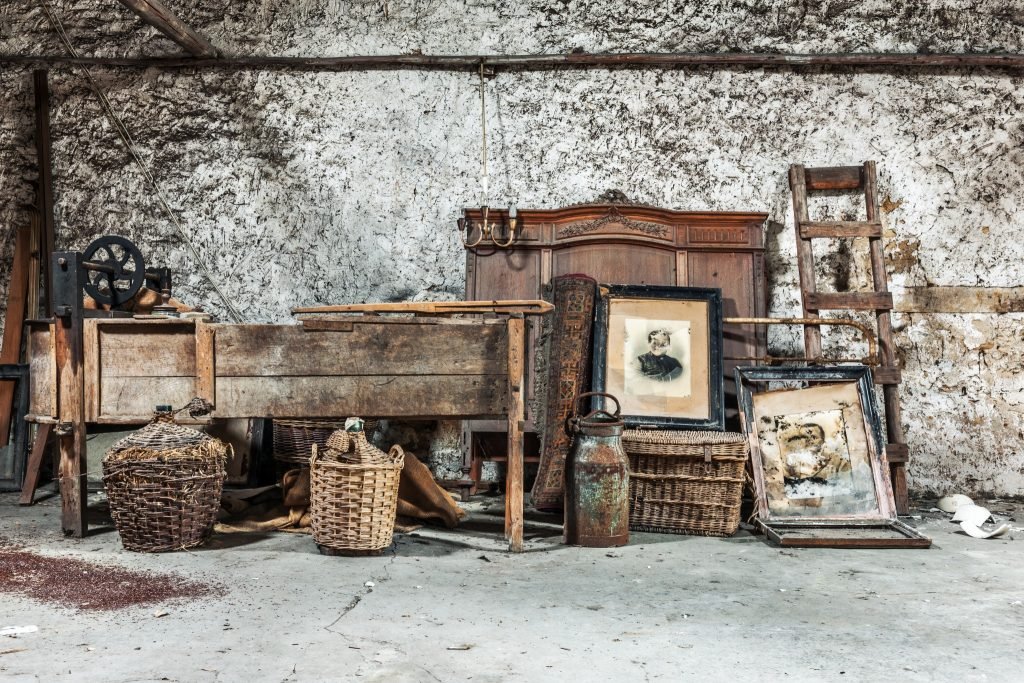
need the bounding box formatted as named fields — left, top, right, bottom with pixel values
left=563, top=392, right=630, bottom=547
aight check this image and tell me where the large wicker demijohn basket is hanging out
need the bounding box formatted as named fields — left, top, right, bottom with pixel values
left=102, top=406, right=229, bottom=553
left=310, top=421, right=404, bottom=556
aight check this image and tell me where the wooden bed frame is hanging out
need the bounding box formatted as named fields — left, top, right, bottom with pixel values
left=27, top=313, right=528, bottom=551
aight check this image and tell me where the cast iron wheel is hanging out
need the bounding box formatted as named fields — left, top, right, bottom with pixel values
left=82, top=235, right=146, bottom=307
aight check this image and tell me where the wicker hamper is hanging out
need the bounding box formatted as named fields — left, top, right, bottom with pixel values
left=102, top=413, right=229, bottom=552
left=273, top=418, right=380, bottom=466
left=623, top=430, right=748, bottom=537
left=273, top=419, right=345, bottom=465
left=310, top=429, right=404, bottom=555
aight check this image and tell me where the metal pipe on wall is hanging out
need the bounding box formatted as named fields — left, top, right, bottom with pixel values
left=1, top=51, right=1023, bottom=72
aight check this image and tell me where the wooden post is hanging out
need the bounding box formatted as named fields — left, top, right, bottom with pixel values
left=52, top=253, right=87, bottom=537
left=863, top=161, right=910, bottom=514
left=26, top=212, right=41, bottom=324
left=116, top=0, right=218, bottom=58
left=194, top=322, right=216, bottom=408
left=19, top=422, right=53, bottom=506
left=0, top=226, right=32, bottom=447
left=505, top=315, right=525, bottom=552
left=33, top=70, right=55, bottom=318
left=789, top=165, right=822, bottom=361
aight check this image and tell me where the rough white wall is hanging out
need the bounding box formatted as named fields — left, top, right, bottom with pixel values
left=2, top=1, right=1024, bottom=495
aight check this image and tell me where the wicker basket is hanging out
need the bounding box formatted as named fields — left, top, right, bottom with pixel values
left=273, top=418, right=380, bottom=465
left=310, top=430, right=404, bottom=555
left=623, top=430, right=748, bottom=537
left=102, top=413, right=229, bottom=552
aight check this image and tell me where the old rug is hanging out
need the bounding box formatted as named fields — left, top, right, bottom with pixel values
left=531, top=274, right=598, bottom=511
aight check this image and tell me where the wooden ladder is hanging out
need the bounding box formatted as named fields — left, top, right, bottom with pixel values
left=789, top=161, right=909, bottom=514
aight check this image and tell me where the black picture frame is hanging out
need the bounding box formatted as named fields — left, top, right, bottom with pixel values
left=591, top=284, right=724, bottom=430
left=734, top=365, right=930, bottom=548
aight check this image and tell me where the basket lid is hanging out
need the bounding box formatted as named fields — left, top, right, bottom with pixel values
left=322, top=430, right=402, bottom=466
left=622, top=429, right=746, bottom=445
left=108, top=413, right=211, bottom=453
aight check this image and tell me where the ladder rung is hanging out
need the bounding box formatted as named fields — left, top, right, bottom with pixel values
left=886, top=443, right=910, bottom=464
left=805, top=292, right=893, bottom=311
left=800, top=221, right=882, bottom=239
left=873, top=367, right=902, bottom=385
left=804, top=166, right=863, bottom=190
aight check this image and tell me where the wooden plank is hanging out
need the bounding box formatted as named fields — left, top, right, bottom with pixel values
left=505, top=316, right=525, bottom=553
left=28, top=324, right=54, bottom=417
left=292, top=300, right=553, bottom=315
left=214, top=324, right=505, bottom=377
left=886, top=443, right=909, bottom=464
left=18, top=423, right=53, bottom=505
left=97, top=324, right=196, bottom=377
left=896, top=286, right=1024, bottom=313
left=890, top=461, right=909, bottom=515
left=116, top=0, right=218, bottom=57
left=768, top=524, right=931, bottom=548
left=789, top=165, right=822, bottom=359
left=215, top=375, right=506, bottom=419
left=99, top=377, right=196, bottom=419
left=799, top=220, right=882, bottom=239
left=194, top=323, right=215, bottom=407
left=26, top=212, right=40, bottom=323
left=872, top=367, right=902, bottom=385
left=804, top=292, right=894, bottom=311
left=674, top=250, right=688, bottom=286
left=803, top=165, right=862, bottom=190
left=0, top=226, right=31, bottom=447
left=33, top=71, right=54, bottom=317
left=301, top=317, right=505, bottom=329
left=83, top=317, right=100, bottom=422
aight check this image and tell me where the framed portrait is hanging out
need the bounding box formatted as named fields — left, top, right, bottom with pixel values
left=591, top=285, right=724, bottom=430
left=735, top=365, right=930, bottom=548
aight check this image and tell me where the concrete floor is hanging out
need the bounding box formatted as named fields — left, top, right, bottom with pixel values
left=0, top=491, right=1022, bottom=683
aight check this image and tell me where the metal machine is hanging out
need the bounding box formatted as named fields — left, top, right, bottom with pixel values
left=52, top=235, right=175, bottom=317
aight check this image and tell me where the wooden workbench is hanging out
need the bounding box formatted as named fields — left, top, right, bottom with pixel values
left=27, top=314, right=527, bottom=551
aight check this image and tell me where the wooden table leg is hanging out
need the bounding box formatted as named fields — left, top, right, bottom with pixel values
left=505, top=315, right=525, bottom=552
left=19, top=422, right=53, bottom=506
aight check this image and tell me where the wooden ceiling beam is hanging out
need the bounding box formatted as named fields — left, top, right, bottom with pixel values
left=116, top=0, right=218, bottom=58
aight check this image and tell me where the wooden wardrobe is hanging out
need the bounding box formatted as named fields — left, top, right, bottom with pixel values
left=461, top=204, right=768, bottom=483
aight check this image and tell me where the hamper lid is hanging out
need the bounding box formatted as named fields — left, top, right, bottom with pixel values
left=622, top=429, right=746, bottom=445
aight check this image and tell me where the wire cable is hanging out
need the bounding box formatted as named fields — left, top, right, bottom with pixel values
left=40, top=1, right=244, bottom=322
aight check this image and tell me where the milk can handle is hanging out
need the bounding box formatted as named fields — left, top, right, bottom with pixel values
left=566, top=391, right=622, bottom=434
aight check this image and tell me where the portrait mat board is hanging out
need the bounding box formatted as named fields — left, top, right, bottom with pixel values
left=605, top=298, right=710, bottom=420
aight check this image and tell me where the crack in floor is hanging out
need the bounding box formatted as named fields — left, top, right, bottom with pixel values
left=323, top=548, right=399, bottom=634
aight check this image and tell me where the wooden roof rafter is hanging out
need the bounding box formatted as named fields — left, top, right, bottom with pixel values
left=115, top=0, right=218, bottom=58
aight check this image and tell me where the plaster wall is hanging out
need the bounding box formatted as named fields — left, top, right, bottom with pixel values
left=1, top=1, right=1023, bottom=495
